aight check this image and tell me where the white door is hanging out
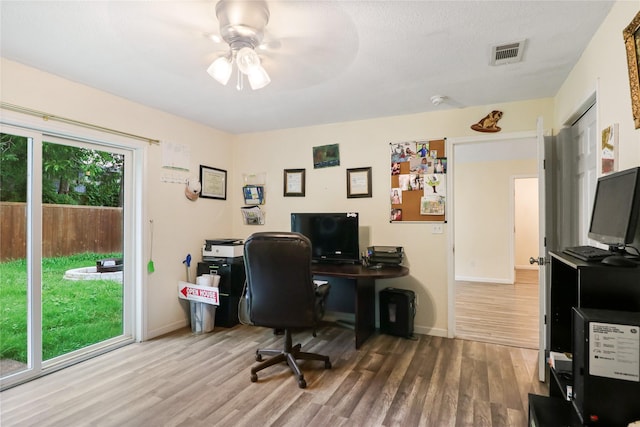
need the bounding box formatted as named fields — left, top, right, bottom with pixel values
left=572, top=106, right=598, bottom=245
left=536, top=117, right=548, bottom=382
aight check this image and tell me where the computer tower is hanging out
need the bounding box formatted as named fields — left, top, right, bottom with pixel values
left=197, top=258, right=245, bottom=328
left=572, top=307, right=640, bottom=426
left=379, top=288, right=415, bottom=338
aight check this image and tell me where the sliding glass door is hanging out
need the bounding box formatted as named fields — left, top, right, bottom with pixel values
left=0, top=125, right=137, bottom=389
left=0, top=130, right=32, bottom=379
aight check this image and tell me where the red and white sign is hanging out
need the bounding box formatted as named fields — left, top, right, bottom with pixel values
left=178, top=281, right=220, bottom=305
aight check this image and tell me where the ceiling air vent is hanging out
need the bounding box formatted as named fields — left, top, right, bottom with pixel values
left=490, top=40, right=526, bottom=66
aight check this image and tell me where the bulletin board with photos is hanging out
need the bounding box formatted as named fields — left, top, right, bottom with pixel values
left=390, top=138, right=447, bottom=222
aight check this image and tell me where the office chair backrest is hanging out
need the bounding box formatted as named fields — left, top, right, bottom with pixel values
left=244, top=232, right=318, bottom=329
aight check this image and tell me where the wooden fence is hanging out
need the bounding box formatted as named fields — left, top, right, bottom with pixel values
left=0, top=202, right=123, bottom=262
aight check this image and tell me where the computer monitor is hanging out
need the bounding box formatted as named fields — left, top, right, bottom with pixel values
left=588, top=167, right=640, bottom=250
left=291, top=212, right=360, bottom=264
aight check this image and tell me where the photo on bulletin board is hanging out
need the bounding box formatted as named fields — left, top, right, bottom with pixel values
left=391, top=188, right=402, bottom=204
left=417, top=142, right=429, bottom=157
left=435, top=158, right=447, bottom=173
left=424, top=174, right=446, bottom=195
left=421, top=195, right=445, bottom=215
left=390, top=142, right=416, bottom=162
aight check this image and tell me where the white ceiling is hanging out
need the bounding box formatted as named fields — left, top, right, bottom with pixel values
left=1, top=1, right=614, bottom=134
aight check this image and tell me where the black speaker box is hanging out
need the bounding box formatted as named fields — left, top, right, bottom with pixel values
left=379, top=288, right=415, bottom=338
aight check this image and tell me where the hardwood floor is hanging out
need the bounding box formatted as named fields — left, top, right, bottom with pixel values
left=0, top=323, right=548, bottom=426
left=455, top=269, right=539, bottom=349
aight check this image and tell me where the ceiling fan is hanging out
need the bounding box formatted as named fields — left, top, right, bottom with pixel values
left=206, top=0, right=272, bottom=90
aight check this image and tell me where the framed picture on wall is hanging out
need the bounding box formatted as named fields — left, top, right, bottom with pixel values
left=347, top=167, right=372, bottom=198
left=623, top=11, right=640, bottom=129
left=312, top=144, right=340, bottom=168
left=199, top=165, right=227, bottom=200
left=284, top=168, right=305, bottom=197
left=601, top=123, right=618, bottom=175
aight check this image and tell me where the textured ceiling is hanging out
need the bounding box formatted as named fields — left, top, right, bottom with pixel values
left=1, top=1, right=614, bottom=134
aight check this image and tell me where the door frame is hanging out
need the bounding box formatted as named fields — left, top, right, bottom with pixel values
left=0, top=111, right=147, bottom=390
left=446, top=130, right=537, bottom=338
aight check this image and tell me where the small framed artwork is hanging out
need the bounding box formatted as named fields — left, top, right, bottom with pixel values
left=199, top=165, right=227, bottom=200
left=623, top=11, right=640, bottom=129
left=347, top=167, right=372, bottom=198
left=284, top=168, right=305, bottom=197
left=312, top=144, right=340, bottom=168
left=601, top=124, right=618, bottom=175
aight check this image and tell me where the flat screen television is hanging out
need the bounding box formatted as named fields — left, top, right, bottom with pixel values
left=291, top=212, right=360, bottom=264
left=588, top=166, right=640, bottom=250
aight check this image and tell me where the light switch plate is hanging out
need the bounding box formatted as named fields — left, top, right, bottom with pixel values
left=432, top=224, right=443, bottom=234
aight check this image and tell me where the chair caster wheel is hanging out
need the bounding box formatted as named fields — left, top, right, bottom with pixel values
left=255, top=354, right=263, bottom=362
left=250, top=373, right=258, bottom=382
left=298, top=378, right=307, bottom=389
left=325, top=361, right=332, bottom=369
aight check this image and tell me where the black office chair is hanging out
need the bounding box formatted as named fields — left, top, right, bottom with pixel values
left=243, top=232, right=332, bottom=388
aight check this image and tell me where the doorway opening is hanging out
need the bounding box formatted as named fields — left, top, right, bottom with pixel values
left=451, top=135, right=539, bottom=348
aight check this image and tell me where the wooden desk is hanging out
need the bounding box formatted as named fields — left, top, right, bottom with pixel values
left=311, top=264, right=409, bottom=348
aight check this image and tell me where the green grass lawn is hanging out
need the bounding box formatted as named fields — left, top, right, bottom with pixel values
left=0, top=253, right=123, bottom=363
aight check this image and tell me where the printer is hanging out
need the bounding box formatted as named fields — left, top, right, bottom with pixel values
left=202, top=238, right=244, bottom=260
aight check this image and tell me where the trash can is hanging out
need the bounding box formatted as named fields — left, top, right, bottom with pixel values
left=379, top=287, right=415, bottom=338
left=189, top=273, right=220, bottom=334
left=190, top=301, right=216, bottom=334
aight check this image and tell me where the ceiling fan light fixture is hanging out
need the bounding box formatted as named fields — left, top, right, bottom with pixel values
left=247, top=65, right=270, bottom=90
left=236, top=46, right=261, bottom=74
left=208, top=0, right=271, bottom=90
left=207, top=56, right=232, bottom=85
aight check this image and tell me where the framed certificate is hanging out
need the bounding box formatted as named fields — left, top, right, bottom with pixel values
left=284, top=168, right=305, bottom=197
left=199, top=165, right=227, bottom=200
left=347, top=167, right=372, bottom=198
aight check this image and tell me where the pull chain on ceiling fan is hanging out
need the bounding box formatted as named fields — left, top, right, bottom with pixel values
left=207, top=0, right=271, bottom=90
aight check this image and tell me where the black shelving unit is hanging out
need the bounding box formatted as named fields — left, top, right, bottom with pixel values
left=530, top=251, right=640, bottom=425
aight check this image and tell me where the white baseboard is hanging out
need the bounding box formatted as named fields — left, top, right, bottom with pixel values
left=455, top=275, right=512, bottom=284
left=414, top=325, right=448, bottom=337
left=515, top=264, right=538, bottom=270
left=146, top=319, right=188, bottom=341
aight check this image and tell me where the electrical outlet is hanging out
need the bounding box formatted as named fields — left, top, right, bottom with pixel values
left=432, top=224, right=443, bottom=234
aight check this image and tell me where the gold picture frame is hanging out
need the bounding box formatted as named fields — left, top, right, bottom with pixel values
left=623, top=11, right=640, bottom=129
left=283, top=168, right=305, bottom=197
left=346, top=167, right=372, bottom=198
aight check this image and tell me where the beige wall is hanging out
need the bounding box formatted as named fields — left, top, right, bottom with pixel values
left=514, top=177, right=539, bottom=269
left=230, top=100, right=552, bottom=336
left=555, top=1, right=640, bottom=170
left=454, top=159, right=537, bottom=283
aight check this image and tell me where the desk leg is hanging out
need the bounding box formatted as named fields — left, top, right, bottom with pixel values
left=355, top=277, right=376, bottom=349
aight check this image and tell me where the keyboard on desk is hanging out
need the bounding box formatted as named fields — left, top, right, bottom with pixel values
left=563, top=245, right=612, bottom=262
